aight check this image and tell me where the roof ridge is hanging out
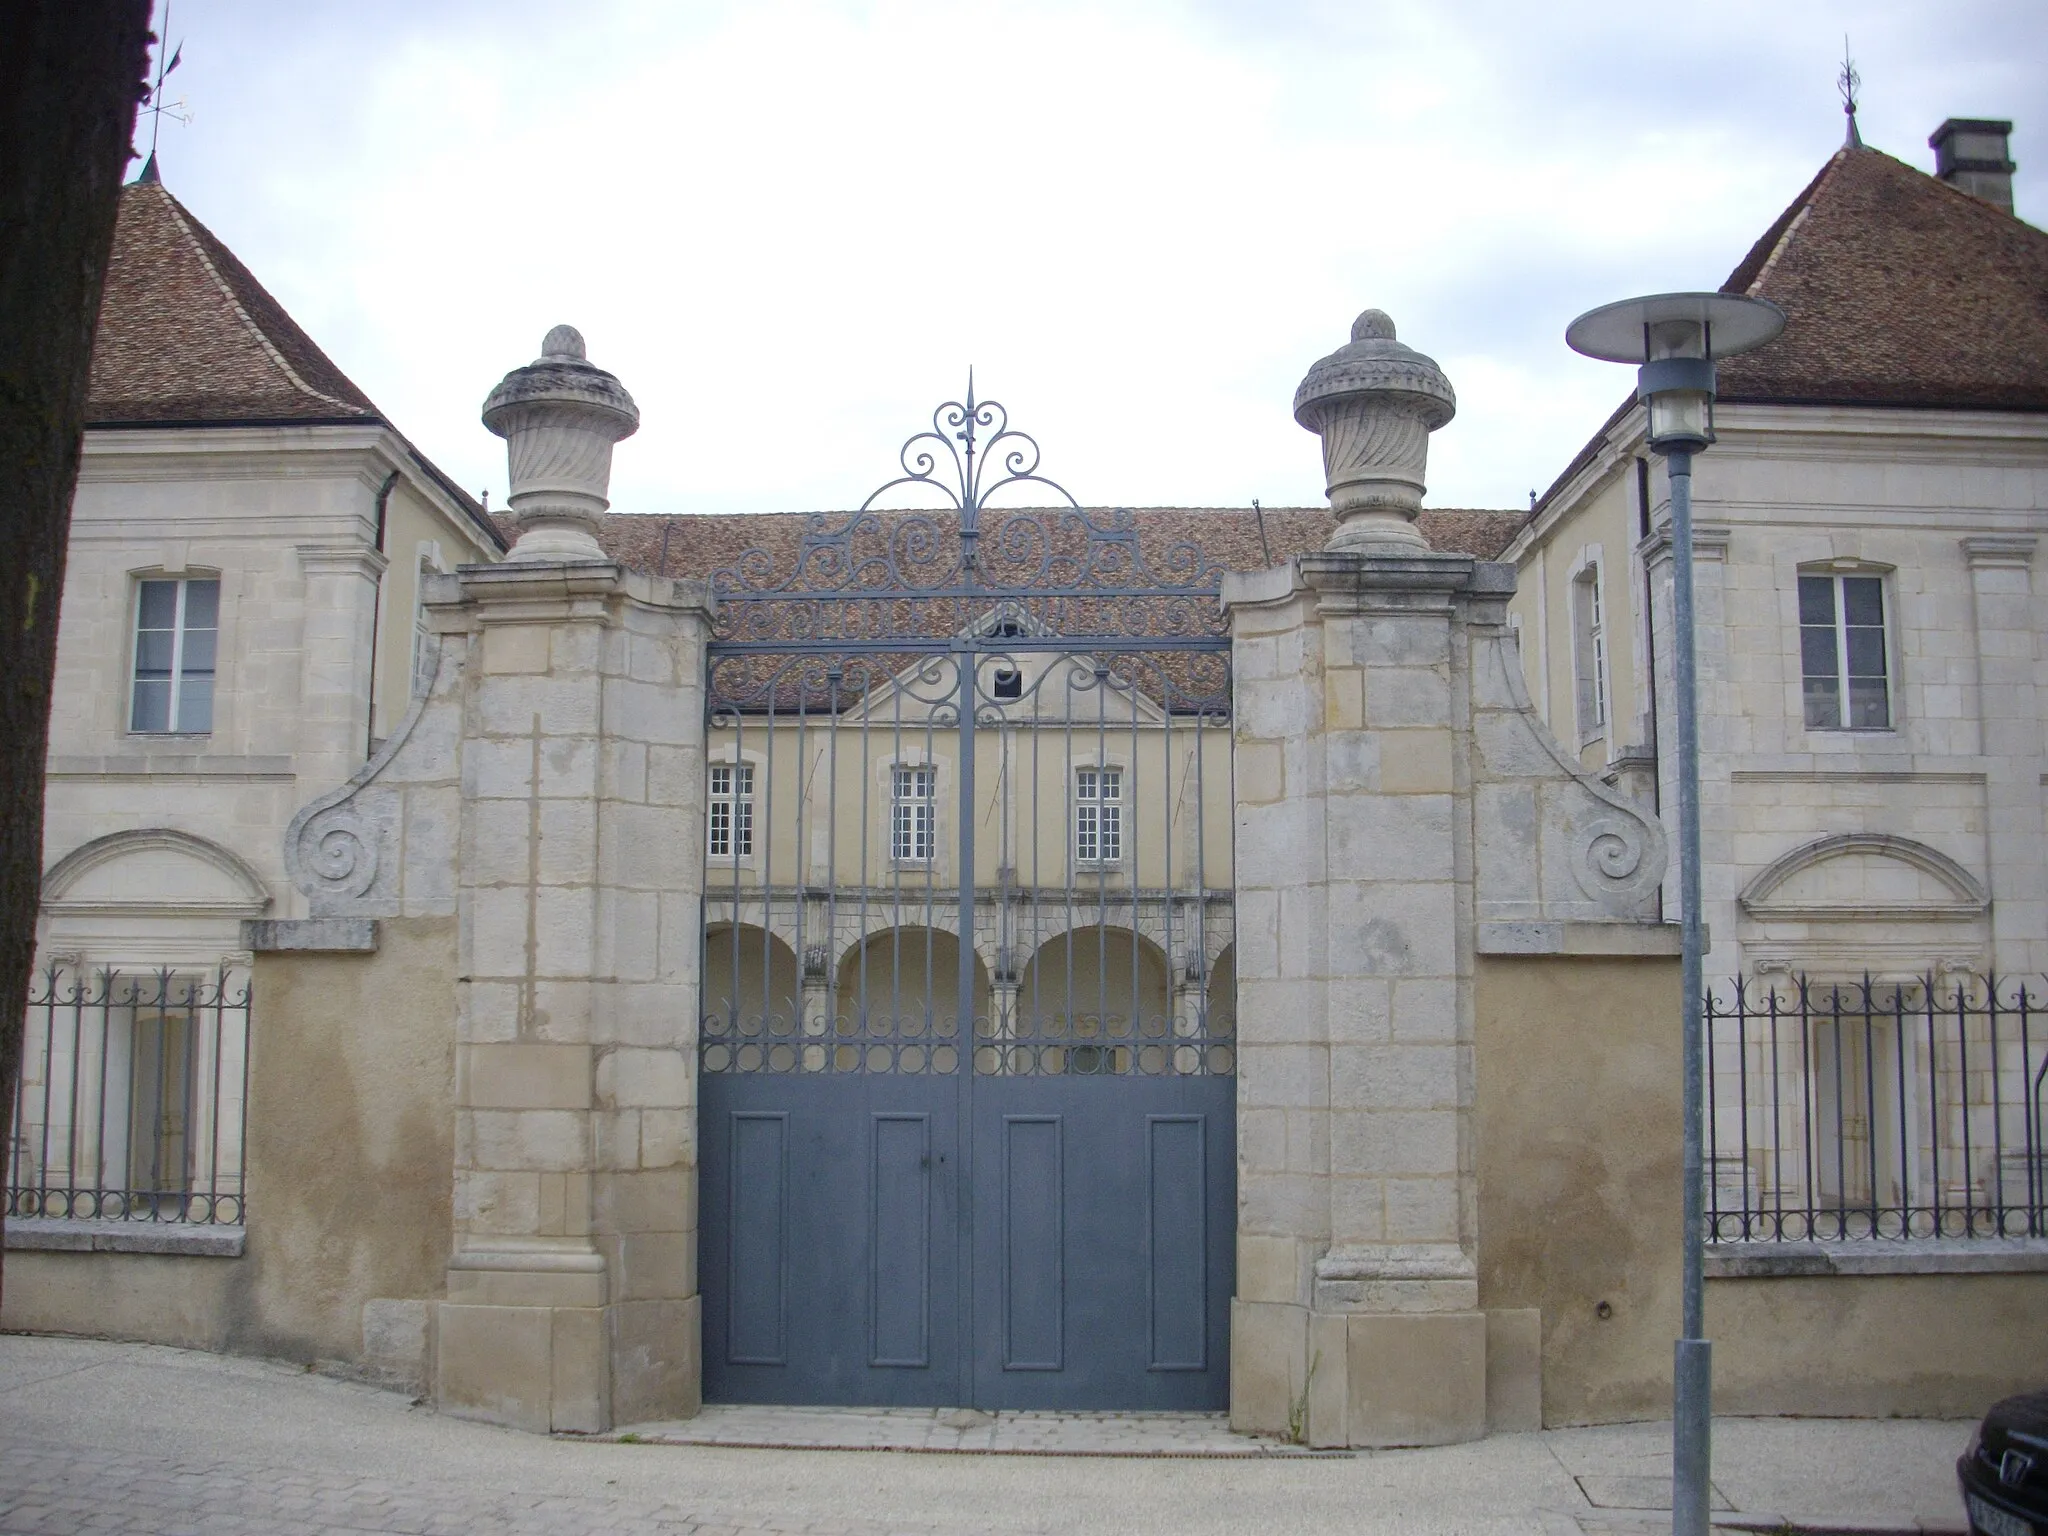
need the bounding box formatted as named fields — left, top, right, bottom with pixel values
left=1722, top=147, right=1849, bottom=295
left=148, top=185, right=364, bottom=417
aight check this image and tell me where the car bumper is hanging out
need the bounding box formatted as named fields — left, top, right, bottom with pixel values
left=1959, top=1455, right=2046, bottom=1536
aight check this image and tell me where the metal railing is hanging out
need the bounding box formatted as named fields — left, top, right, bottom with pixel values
left=1706, top=973, right=2047, bottom=1242
left=7, top=966, right=251, bottom=1225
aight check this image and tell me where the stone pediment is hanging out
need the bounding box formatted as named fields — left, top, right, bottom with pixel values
left=42, top=828, right=270, bottom=917
left=838, top=604, right=1172, bottom=729
left=1739, top=833, right=1988, bottom=922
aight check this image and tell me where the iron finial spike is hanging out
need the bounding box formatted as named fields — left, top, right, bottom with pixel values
left=1839, top=37, right=1862, bottom=148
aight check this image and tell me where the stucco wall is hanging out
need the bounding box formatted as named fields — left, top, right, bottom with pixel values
left=1476, top=950, right=2048, bottom=1425
left=1710, top=1274, right=2048, bottom=1419
left=3, top=918, right=456, bottom=1371
left=1475, top=953, right=1684, bottom=1426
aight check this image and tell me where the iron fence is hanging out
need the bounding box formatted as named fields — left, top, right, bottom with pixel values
left=7, top=965, right=250, bottom=1225
left=1706, top=973, right=2048, bottom=1242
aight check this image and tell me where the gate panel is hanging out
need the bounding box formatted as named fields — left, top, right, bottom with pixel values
left=724, top=1111, right=788, bottom=1365
left=1148, top=1114, right=1208, bottom=1371
left=701, top=1074, right=961, bottom=1404
left=699, top=388, right=1236, bottom=1410
left=870, top=1113, right=933, bottom=1367
left=999, top=1115, right=1064, bottom=1372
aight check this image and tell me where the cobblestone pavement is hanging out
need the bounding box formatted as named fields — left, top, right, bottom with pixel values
left=0, top=1336, right=1974, bottom=1536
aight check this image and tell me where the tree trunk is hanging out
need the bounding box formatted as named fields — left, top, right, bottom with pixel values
left=0, top=0, right=155, bottom=1303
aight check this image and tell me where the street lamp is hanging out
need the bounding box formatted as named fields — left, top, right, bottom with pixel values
left=1565, top=292, right=1785, bottom=1536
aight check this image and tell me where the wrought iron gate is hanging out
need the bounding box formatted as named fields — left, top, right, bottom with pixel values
left=698, top=389, right=1236, bottom=1409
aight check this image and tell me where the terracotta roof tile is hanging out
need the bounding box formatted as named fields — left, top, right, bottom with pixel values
left=1531, top=142, right=2048, bottom=523
left=1715, top=146, right=2048, bottom=411
left=586, top=505, right=1527, bottom=581
left=87, top=180, right=379, bottom=425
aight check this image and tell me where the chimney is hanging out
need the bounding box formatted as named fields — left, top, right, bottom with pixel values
left=1930, top=118, right=2016, bottom=214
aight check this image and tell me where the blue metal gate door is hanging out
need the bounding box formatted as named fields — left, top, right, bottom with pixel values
left=698, top=389, right=1235, bottom=1410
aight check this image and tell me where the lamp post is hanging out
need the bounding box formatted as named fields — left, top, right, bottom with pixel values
left=1565, top=292, right=1785, bottom=1536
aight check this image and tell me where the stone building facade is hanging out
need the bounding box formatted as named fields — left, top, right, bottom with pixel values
left=1506, top=121, right=2048, bottom=986
left=7, top=176, right=502, bottom=1284
left=7, top=157, right=2047, bottom=1444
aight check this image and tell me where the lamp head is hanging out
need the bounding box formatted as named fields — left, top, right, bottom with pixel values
left=1565, top=292, right=1785, bottom=455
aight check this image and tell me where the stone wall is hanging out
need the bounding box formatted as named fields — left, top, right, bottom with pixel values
left=1222, top=543, right=1675, bottom=1448
left=278, top=560, right=713, bottom=1431
left=2, top=917, right=457, bottom=1390
left=1474, top=953, right=1682, bottom=1426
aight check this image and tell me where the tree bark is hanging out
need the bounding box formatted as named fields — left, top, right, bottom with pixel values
left=0, top=1, right=155, bottom=1302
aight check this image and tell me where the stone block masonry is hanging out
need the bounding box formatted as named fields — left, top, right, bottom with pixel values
left=1223, top=310, right=1673, bottom=1447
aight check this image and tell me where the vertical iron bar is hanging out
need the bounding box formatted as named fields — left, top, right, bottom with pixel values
left=1129, top=666, right=1141, bottom=1064
left=858, top=686, right=872, bottom=1039
left=729, top=712, right=743, bottom=1038
left=2020, top=985, right=2037, bottom=1237
left=763, top=690, right=778, bottom=1039
left=1096, top=667, right=1109, bottom=1064
left=93, top=972, right=110, bottom=1215
left=40, top=972, right=57, bottom=1212
left=957, top=497, right=981, bottom=1411
left=826, top=669, right=841, bottom=1049
left=1916, top=999, right=1933, bottom=1236
left=1162, top=677, right=1176, bottom=1055
left=1862, top=994, right=1879, bottom=1236
left=211, top=967, right=227, bottom=1217
left=1957, top=981, right=1975, bottom=1236
left=1901, top=981, right=1917, bottom=1235
left=66, top=970, right=84, bottom=1214
left=1798, top=990, right=1815, bottom=1241
left=1031, top=671, right=1043, bottom=1043
left=925, top=677, right=939, bottom=1045
left=795, top=682, right=810, bottom=1047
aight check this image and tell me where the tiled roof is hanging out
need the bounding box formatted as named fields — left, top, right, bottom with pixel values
left=586, top=505, right=1528, bottom=580
left=1529, top=141, right=2048, bottom=525
left=86, top=179, right=505, bottom=552
left=1716, top=145, right=2048, bottom=411
left=87, top=179, right=380, bottom=425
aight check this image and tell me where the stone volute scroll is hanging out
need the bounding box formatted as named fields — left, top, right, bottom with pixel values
left=1292, top=309, right=1457, bottom=552
left=482, top=325, right=639, bottom=563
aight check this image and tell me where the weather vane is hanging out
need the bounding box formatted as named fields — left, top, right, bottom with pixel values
left=139, top=2, right=189, bottom=179
left=1838, top=37, right=1861, bottom=148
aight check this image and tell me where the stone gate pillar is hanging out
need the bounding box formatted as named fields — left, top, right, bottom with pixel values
left=1224, top=310, right=1671, bottom=1447
left=283, top=328, right=713, bottom=1434
left=433, top=329, right=710, bottom=1432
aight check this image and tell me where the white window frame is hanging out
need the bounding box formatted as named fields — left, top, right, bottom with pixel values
left=1569, top=553, right=1608, bottom=748
left=1073, top=765, right=1124, bottom=867
left=130, top=575, right=220, bottom=735
left=408, top=543, right=445, bottom=700
left=708, top=761, right=756, bottom=862
left=1797, top=568, right=1894, bottom=732
left=890, top=763, right=938, bottom=864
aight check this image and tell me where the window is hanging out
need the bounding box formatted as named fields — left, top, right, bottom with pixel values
left=1571, top=565, right=1606, bottom=742
left=1799, top=573, right=1889, bottom=729
left=891, top=765, right=936, bottom=862
left=1074, top=767, right=1122, bottom=864
left=131, top=577, right=219, bottom=733
left=409, top=555, right=438, bottom=699
left=992, top=665, right=1023, bottom=701
left=708, top=763, right=754, bottom=860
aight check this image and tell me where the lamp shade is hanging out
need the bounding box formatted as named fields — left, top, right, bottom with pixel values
left=1565, top=292, right=1785, bottom=364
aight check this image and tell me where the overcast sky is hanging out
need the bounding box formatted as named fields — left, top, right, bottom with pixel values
left=136, top=0, right=2045, bottom=518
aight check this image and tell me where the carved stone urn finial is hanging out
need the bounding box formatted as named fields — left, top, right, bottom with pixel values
left=1292, top=309, right=1457, bottom=552
left=482, top=325, right=640, bottom=563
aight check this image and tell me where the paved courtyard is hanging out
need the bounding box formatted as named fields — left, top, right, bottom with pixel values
left=0, top=1335, right=1973, bottom=1535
